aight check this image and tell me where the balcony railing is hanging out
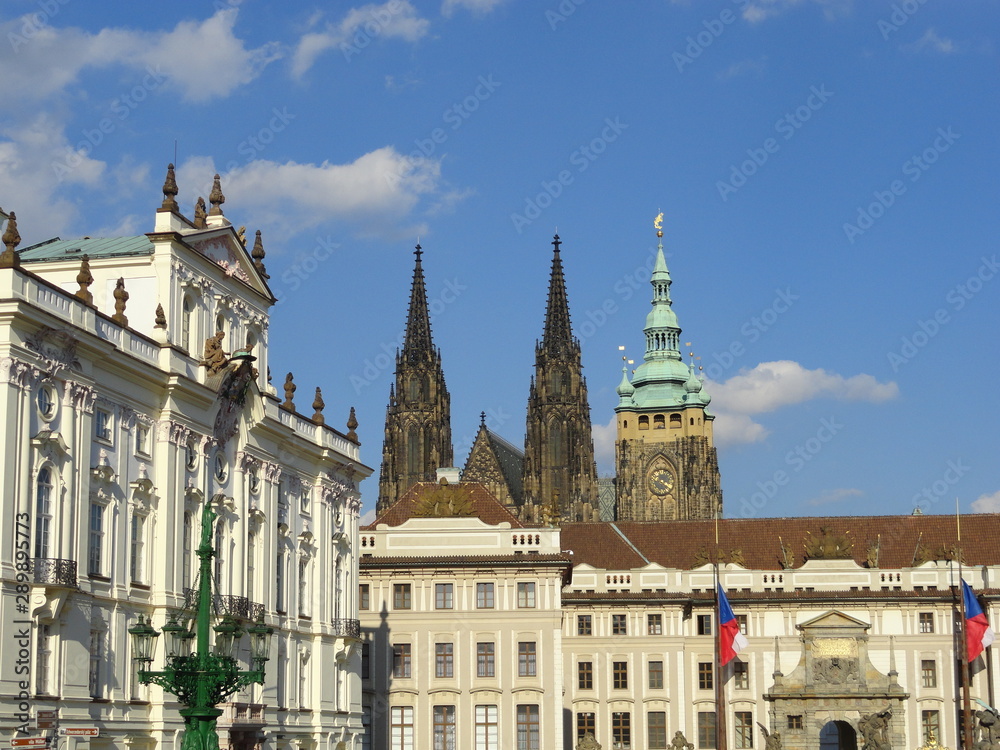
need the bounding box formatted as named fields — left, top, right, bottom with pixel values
left=183, top=590, right=265, bottom=622
left=31, top=558, right=78, bottom=588
left=222, top=702, right=266, bottom=726
left=331, top=618, right=360, bottom=638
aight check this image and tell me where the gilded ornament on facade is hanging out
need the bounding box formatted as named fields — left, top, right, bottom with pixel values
left=803, top=526, right=854, bottom=560
left=413, top=483, right=475, bottom=517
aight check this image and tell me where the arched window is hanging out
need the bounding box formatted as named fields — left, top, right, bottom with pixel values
left=670, top=414, right=682, bottom=428
left=638, top=416, right=649, bottom=430
left=214, top=522, right=225, bottom=587
left=406, top=425, right=421, bottom=474
left=653, top=414, right=665, bottom=429
left=129, top=514, right=145, bottom=584
left=247, top=531, right=257, bottom=600
left=181, top=296, right=194, bottom=352
left=549, top=423, right=564, bottom=467
left=407, top=375, right=423, bottom=402
left=182, top=511, right=193, bottom=590
left=35, top=467, right=53, bottom=559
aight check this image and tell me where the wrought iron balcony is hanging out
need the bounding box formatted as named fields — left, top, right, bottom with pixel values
left=183, top=590, right=265, bottom=622
left=31, top=558, right=78, bottom=588
left=331, top=618, right=360, bottom=638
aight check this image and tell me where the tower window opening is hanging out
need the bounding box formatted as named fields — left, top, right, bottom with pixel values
left=653, top=415, right=665, bottom=430
left=670, top=414, right=682, bottom=429
left=639, top=416, right=649, bottom=431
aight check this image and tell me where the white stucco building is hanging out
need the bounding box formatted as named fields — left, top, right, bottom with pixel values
left=361, top=479, right=1000, bottom=750
left=0, top=170, right=371, bottom=750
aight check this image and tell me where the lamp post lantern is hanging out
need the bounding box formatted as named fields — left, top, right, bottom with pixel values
left=129, top=502, right=273, bottom=750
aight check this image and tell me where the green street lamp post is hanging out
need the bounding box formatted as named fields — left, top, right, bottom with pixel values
left=130, top=502, right=273, bottom=750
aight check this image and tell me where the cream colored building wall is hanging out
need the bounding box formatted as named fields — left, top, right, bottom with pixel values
left=360, top=519, right=565, bottom=750
left=561, top=560, right=1000, bottom=750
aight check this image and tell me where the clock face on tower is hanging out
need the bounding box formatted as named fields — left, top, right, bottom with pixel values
left=648, top=468, right=674, bottom=496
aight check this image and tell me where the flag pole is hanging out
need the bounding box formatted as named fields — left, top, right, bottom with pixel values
left=715, top=559, right=728, bottom=750
left=958, top=498, right=973, bottom=750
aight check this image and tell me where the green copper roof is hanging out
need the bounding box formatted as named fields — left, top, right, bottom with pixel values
left=616, top=237, right=713, bottom=413
left=19, top=235, right=153, bottom=263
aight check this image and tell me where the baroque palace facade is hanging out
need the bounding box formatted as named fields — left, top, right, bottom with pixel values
left=366, top=220, right=1000, bottom=750
left=0, top=169, right=370, bottom=750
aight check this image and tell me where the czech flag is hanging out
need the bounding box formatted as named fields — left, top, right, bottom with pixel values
left=718, top=584, right=749, bottom=665
left=963, top=579, right=995, bottom=662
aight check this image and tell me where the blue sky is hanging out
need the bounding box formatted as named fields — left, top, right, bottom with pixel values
left=2, top=0, right=998, bottom=521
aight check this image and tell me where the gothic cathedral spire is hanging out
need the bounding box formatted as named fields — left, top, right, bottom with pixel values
left=377, top=244, right=453, bottom=513
left=522, top=235, right=599, bottom=522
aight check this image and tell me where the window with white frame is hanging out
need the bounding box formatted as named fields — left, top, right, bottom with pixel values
left=94, top=408, right=113, bottom=443
left=88, top=502, right=105, bottom=577
left=475, top=704, right=498, bottom=750
left=517, top=581, right=536, bottom=608
left=35, top=624, right=51, bottom=696
left=299, top=557, right=310, bottom=618
left=182, top=511, right=193, bottom=591
left=129, top=513, right=145, bottom=584
left=433, top=705, right=456, bottom=750
left=391, top=706, right=414, bottom=750
left=135, top=423, right=150, bottom=456
left=34, top=467, right=54, bottom=559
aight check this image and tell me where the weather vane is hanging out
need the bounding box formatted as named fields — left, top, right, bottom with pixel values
left=654, top=211, right=664, bottom=236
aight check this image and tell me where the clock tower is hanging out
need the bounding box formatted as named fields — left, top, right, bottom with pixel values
left=614, top=216, right=722, bottom=521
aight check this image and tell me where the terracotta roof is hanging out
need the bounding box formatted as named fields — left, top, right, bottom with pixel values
left=560, top=523, right=649, bottom=570
left=562, top=514, right=1000, bottom=571
left=363, top=480, right=528, bottom=529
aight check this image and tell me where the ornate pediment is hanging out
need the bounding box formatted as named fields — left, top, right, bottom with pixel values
left=32, top=430, right=70, bottom=461
left=798, top=610, right=871, bottom=633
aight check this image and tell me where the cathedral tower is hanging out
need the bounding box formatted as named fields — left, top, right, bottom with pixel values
left=377, top=245, right=453, bottom=513
left=522, top=235, right=598, bottom=522
left=614, top=216, right=722, bottom=521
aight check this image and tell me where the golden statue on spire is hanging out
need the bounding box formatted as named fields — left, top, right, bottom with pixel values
left=654, top=211, right=664, bottom=238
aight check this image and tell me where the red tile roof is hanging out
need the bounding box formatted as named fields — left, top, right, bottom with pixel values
left=562, top=514, right=1000, bottom=571
left=363, top=481, right=528, bottom=529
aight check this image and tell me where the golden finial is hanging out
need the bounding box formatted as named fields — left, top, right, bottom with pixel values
left=654, top=211, right=664, bottom=238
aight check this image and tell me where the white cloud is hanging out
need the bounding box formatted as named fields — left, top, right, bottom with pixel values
left=904, top=28, right=960, bottom=55
left=176, top=146, right=451, bottom=241
left=0, top=114, right=107, bottom=240
left=805, top=487, right=863, bottom=507
left=707, top=360, right=898, bottom=447
left=972, top=491, right=1000, bottom=513
left=713, top=412, right=770, bottom=448
left=0, top=10, right=279, bottom=105
left=442, top=0, right=507, bottom=17
left=708, top=360, right=898, bottom=415
left=740, top=0, right=851, bottom=24
left=291, top=1, right=430, bottom=78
